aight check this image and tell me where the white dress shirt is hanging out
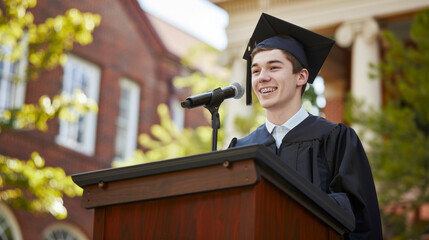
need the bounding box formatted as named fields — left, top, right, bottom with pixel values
left=265, top=106, right=309, bottom=148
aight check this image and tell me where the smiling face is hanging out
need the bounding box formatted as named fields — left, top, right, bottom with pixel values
left=251, top=49, right=308, bottom=120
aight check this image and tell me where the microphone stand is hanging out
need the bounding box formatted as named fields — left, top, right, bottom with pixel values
left=203, top=88, right=224, bottom=152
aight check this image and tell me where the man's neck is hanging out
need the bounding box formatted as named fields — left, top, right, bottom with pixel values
left=266, top=103, right=301, bottom=126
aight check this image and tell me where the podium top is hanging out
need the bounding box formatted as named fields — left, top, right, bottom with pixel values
left=72, top=144, right=355, bottom=232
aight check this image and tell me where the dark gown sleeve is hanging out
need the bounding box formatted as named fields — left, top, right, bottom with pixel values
left=325, top=124, right=383, bottom=240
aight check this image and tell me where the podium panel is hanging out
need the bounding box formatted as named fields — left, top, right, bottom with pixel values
left=94, top=178, right=340, bottom=240
left=73, top=145, right=354, bottom=239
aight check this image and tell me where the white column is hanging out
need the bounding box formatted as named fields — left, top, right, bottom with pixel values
left=335, top=18, right=381, bottom=111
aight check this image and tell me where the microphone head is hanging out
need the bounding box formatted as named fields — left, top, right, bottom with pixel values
left=231, top=82, right=244, bottom=99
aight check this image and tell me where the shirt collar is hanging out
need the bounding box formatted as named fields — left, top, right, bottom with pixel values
left=265, top=105, right=309, bottom=133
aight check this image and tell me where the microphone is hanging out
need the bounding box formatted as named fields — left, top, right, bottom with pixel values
left=181, top=82, right=244, bottom=109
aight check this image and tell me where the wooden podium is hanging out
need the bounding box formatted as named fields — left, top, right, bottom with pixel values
left=72, top=145, right=355, bottom=240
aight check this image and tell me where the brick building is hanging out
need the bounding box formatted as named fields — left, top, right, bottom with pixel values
left=0, top=0, right=191, bottom=239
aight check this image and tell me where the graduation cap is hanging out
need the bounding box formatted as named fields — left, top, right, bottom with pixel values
left=243, top=13, right=335, bottom=105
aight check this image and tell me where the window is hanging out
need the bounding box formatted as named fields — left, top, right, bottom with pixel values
left=0, top=203, right=22, bottom=240
left=171, top=99, right=184, bottom=130
left=56, top=54, right=100, bottom=155
left=43, top=223, right=88, bottom=240
left=114, top=78, right=140, bottom=161
left=0, top=43, right=28, bottom=112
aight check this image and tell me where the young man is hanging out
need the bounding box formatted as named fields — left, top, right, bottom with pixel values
left=229, top=13, right=383, bottom=239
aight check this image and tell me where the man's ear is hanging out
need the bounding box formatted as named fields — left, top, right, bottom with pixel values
left=297, top=68, right=309, bottom=86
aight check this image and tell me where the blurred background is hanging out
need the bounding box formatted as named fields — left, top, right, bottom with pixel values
left=0, top=0, right=428, bottom=239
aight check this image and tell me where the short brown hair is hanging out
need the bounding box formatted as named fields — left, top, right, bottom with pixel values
left=251, top=47, right=307, bottom=96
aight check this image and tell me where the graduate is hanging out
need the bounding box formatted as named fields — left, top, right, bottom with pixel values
left=228, top=13, right=383, bottom=239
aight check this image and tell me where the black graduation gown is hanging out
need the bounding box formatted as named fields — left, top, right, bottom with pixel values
left=229, top=115, right=383, bottom=240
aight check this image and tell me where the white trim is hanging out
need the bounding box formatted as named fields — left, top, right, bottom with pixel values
left=42, top=222, right=88, bottom=240
left=0, top=38, right=28, bottom=111
left=171, top=99, right=185, bottom=130
left=56, top=54, right=101, bottom=156
left=0, top=202, right=23, bottom=240
left=224, top=0, right=429, bottom=50
left=114, top=78, right=140, bottom=161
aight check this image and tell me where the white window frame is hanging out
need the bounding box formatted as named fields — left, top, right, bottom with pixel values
left=0, top=202, right=23, bottom=240
left=114, top=78, right=140, bottom=161
left=0, top=40, right=28, bottom=111
left=171, top=99, right=185, bottom=130
left=42, top=223, right=88, bottom=240
left=56, top=54, right=100, bottom=156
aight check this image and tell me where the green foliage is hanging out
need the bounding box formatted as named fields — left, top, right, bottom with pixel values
left=26, top=8, right=100, bottom=79
left=0, top=152, right=82, bottom=219
left=0, top=89, right=98, bottom=132
left=0, top=0, right=101, bottom=79
left=346, top=9, right=429, bottom=238
left=0, top=0, right=100, bottom=219
left=302, top=84, right=318, bottom=111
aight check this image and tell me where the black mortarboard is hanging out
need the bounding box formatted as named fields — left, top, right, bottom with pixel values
left=243, top=13, right=335, bottom=105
